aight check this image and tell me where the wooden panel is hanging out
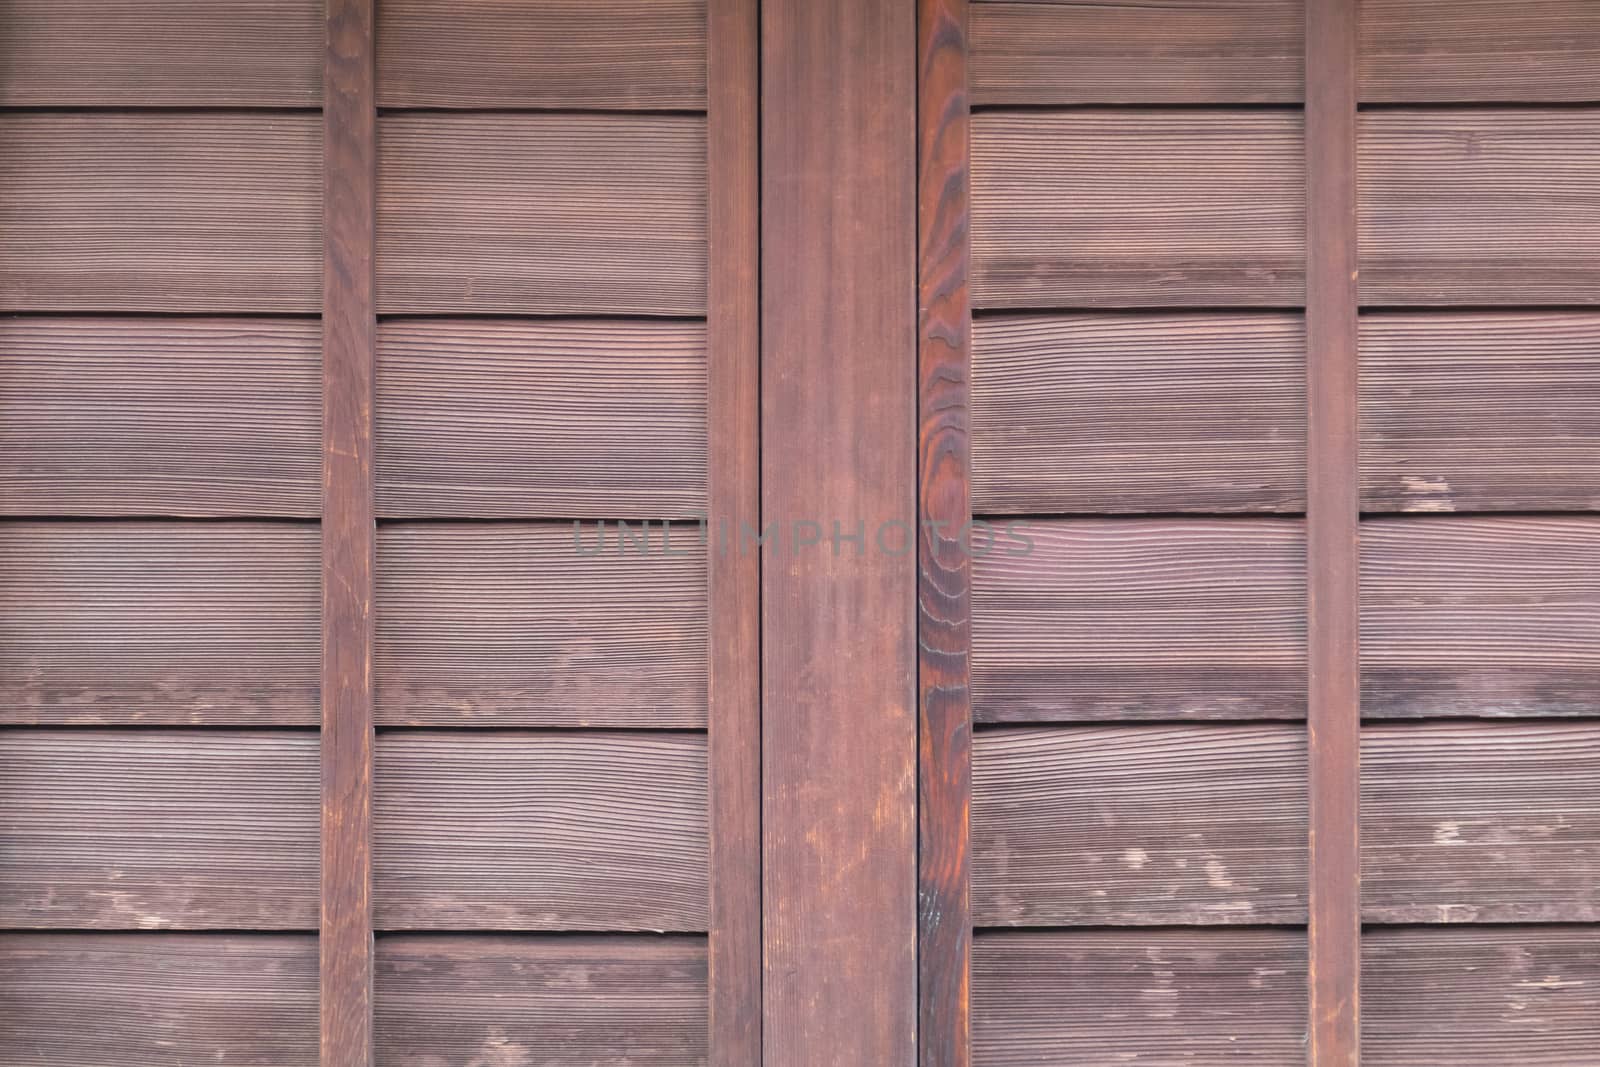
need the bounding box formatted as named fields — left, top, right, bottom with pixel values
left=0, top=933, right=318, bottom=1067
left=972, top=519, right=1306, bottom=722
left=971, top=111, right=1305, bottom=308
left=973, top=313, right=1305, bottom=513
left=0, top=317, right=321, bottom=517
left=1361, top=516, right=1599, bottom=718
left=973, top=726, right=1308, bottom=925
left=377, top=114, right=706, bottom=315
left=378, top=0, right=705, bottom=109
left=375, top=524, right=707, bottom=727
left=970, top=0, right=1303, bottom=105
left=0, top=113, right=321, bottom=312
left=0, top=523, right=319, bottom=725
left=0, top=0, right=321, bottom=106
left=373, top=732, right=708, bottom=930
left=1360, top=110, right=1600, bottom=306
left=0, top=731, right=319, bottom=928
left=1363, top=927, right=1600, bottom=1065
left=1362, top=722, right=1600, bottom=922
left=376, top=319, right=707, bottom=518
left=1362, top=0, right=1600, bottom=103
left=972, top=930, right=1308, bottom=1065
left=1361, top=312, right=1600, bottom=512
left=375, top=935, right=707, bottom=1066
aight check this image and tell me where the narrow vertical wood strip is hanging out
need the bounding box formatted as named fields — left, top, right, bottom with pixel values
left=918, top=0, right=972, bottom=1066
left=322, top=0, right=376, bottom=1064
left=1305, top=0, right=1361, bottom=1063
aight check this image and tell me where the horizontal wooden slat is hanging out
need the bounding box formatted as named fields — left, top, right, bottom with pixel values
left=376, top=320, right=707, bottom=518
left=1362, top=0, right=1600, bottom=103
left=972, top=929, right=1307, bottom=1064
left=0, top=317, right=321, bottom=516
left=973, top=313, right=1305, bottom=513
left=1361, top=516, right=1599, bottom=717
left=1362, top=722, right=1600, bottom=922
left=1363, top=926, right=1600, bottom=1065
left=971, top=111, right=1305, bottom=308
left=1360, top=110, right=1600, bottom=306
left=1362, top=313, right=1600, bottom=512
left=973, top=726, right=1308, bottom=925
left=375, top=935, right=707, bottom=1066
left=0, top=731, right=319, bottom=928
left=0, top=113, right=321, bottom=312
left=375, top=524, right=706, bottom=727
left=970, top=0, right=1303, bottom=105
left=377, top=0, right=705, bottom=109
left=0, top=523, right=319, bottom=724
left=374, top=732, right=708, bottom=930
left=377, top=114, right=706, bottom=315
left=0, top=933, right=318, bottom=1067
left=972, top=519, right=1306, bottom=721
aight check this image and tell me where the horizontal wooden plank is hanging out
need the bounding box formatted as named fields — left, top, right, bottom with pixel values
left=972, top=519, right=1306, bottom=721
left=377, top=0, right=705, bottom=109
left=377, top=114, right=706, bottom=315
left=0, top=523, right=320, bottom=725
left=1362, top=313, right=1600, bottom=512
left=972, top=929, right=1307, bottom=1064
left=0, top=731, right=319, bottom=928
left=375, top=935, right=707, bottom=1065
left=375, top=524, right=706, bottom=727
left=973, top=313, right=1305, bottom=513
left=1363, top=926, right=1600, bottom=1065
left=1362, top=722, right=1600, bottom=923
left=973, top=726, right=1308, bottom=925
left=376, top=319, right=707, bottom=518
left=1360, top=110, right=1600, bottom=305
left=970, top=0, right=1303, bottom=105
left=971, top=111, right=1305, bottom=308
left=0, top=317, right=321, bottom=517
left=0, top=933, right=317, bottom=1067
left=374, top=732, right=708, bottom=930
left=1361, top=516, right=1599, bottom=717
left=0, top=113, right=321, bottom=312
left=1362, top=0, right=1600, bottom=103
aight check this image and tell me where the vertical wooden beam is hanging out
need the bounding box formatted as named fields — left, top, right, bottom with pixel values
left=1306, top=0, right=1361, bottom=1063
left=761, top=0, right=918, bottom=1063
left=321, top=0, right=376, bottom=1064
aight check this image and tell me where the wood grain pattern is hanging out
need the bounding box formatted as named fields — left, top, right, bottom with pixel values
left=972, top=929, right=1308, bottom=1065
left=375, top=935, right=708, bottom=1067
left=375, top=524, right=707, bottom=727
left=973, top=313, right=1306, bottom=513
left=0, top=731, right=319, bottom=928
left=373, top=732, right=708, bottom=931
left=1360, top=110, right=1600, bottom=306
left=973, top=726, right=1308, bottom=925
left=0, top=933, right=318, bottom=1067
left=0, top=0, right=321, bottom=106
left=1361, top=516, right=1600, bottom=718
left=1362, top=0, right=1600, bottom=103
left=1361, top=722, right=1600, bottom=923
left=0, top=113, right=321, bottom=313
left=0, top=522, right=319, bottom=725
left=378, top=0, right=706, bottom=109
left=971, top=111, right=1305, bottom=308
left=0, top=317, right=321, bottom=517
left=970, top=0, right=1303, bottom=105
left=377, top=114, right=706, bottom=315
left=376, top=319, right=707, bottom=518
left=972, top=519, right=1306, bottom=722
left=1361, top=312, right=1600, bottom=513
left=1363, top=926, right=1600, bottom=1065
